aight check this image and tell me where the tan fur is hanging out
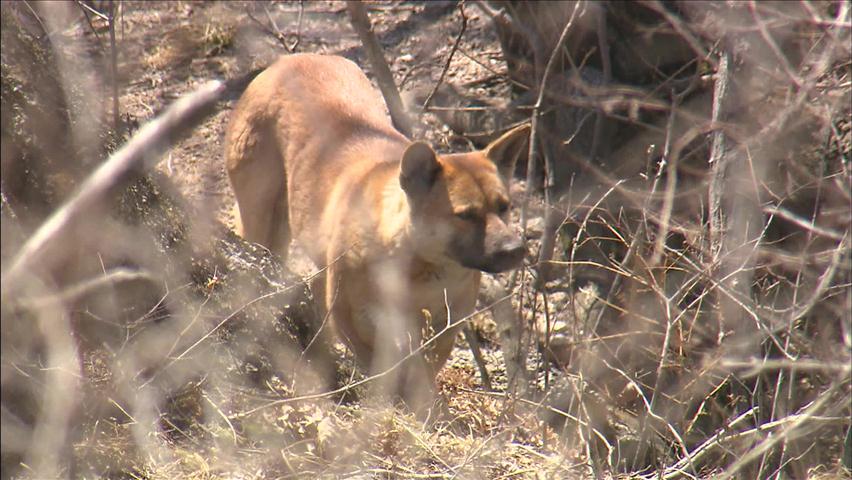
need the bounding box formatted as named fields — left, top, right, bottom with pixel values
left=225, top=54, right=529, bottom=405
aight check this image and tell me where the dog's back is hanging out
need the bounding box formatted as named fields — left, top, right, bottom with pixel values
left=225, top=54, right=407, bottom=264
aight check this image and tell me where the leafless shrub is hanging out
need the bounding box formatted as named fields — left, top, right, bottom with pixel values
left=490, top=1, right=851, bottom=477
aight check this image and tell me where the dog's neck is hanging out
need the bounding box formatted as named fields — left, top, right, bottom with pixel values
left=378, top=174, right=411, bottom=248
left=376, top=167, right=477, bottom=287
left=409, top=255, right=473, bottom=285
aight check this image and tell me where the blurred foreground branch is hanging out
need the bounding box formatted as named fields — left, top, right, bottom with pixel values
left=2, top=71, right=261, bottom=296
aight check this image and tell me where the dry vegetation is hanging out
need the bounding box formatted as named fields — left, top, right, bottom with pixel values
left=1, top=1, right=850, bottom=479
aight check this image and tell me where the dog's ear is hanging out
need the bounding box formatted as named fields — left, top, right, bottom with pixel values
left=400, top=141, right=441, bottom=198
left=484, top=124, right=531, bottom=179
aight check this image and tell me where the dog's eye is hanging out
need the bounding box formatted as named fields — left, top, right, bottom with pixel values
left=455, top=209, right=479, bottom=222
left=497, top=201, right=510, bottom=215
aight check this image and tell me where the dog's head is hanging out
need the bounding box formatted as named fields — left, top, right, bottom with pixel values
left=399, top=124, right=530, bottom=273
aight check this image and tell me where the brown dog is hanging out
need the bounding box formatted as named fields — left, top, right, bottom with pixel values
left=225, top=54, right=528, bottom=404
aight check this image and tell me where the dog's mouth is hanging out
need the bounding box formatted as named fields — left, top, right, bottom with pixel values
left=462, top=247, right=526, bottom=274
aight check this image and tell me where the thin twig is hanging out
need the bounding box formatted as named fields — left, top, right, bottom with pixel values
left=108, top=0, right=119, bottom=133
left=16, top=268, right=154, bottom=309
left=589, top=4, right=611, bottom=161
left=246, top=3, right=302, bottom=53
left=519, top=1, right=583, bottom=235
left=290, top=0, right=304, bottom=53
left=650, top=120, right=717, bottom=267
left=75, top=0, right=104, bottom=47
left=787, top=232, right=849, bottom=323
left=421, top=2, right=467, bottom=111
left=75, top=0, right=108, bottom=20
left=245, top=7, right=284, bottom=46
left=204, top=393, right=238, bottom=445
left=763, top=205, right=847, bottom=241
left=720, top=357, right=852, bottom=375
left=715, top=388, right=840, bottom=480
left=22, top=0, right=50, bottom=38
left=749, top=0, right=803, bottom=87
left=642, top=0, right=718, bottom=70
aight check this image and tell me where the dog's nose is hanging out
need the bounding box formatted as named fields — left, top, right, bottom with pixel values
left=499, top=238, right=526, bottom=268
left=503, top=237, right=525, bottom=257
left=507, top=245, right=526, bottom=264
left=478, top=241, right=526, bottom=273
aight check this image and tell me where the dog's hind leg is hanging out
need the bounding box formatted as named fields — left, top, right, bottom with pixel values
left=226, top=123, right=291, bottom=261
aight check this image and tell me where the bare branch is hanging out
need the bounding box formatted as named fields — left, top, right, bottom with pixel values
left=764, top=205, right=847, bottom=241
left=346, top=0, right=413, bottom=138
left=720, top=357, right=852, bottom=375
left=709, top=51, right=732, bottom=262
left=2, top=79, right=232, bottom=294
left=519, top=1, right=583, bottom=234
left=642, top=0, right=718, bottom=70
left=421, top=2, right=468, bottom=112
left=17, top=268, right=155, bottom=309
